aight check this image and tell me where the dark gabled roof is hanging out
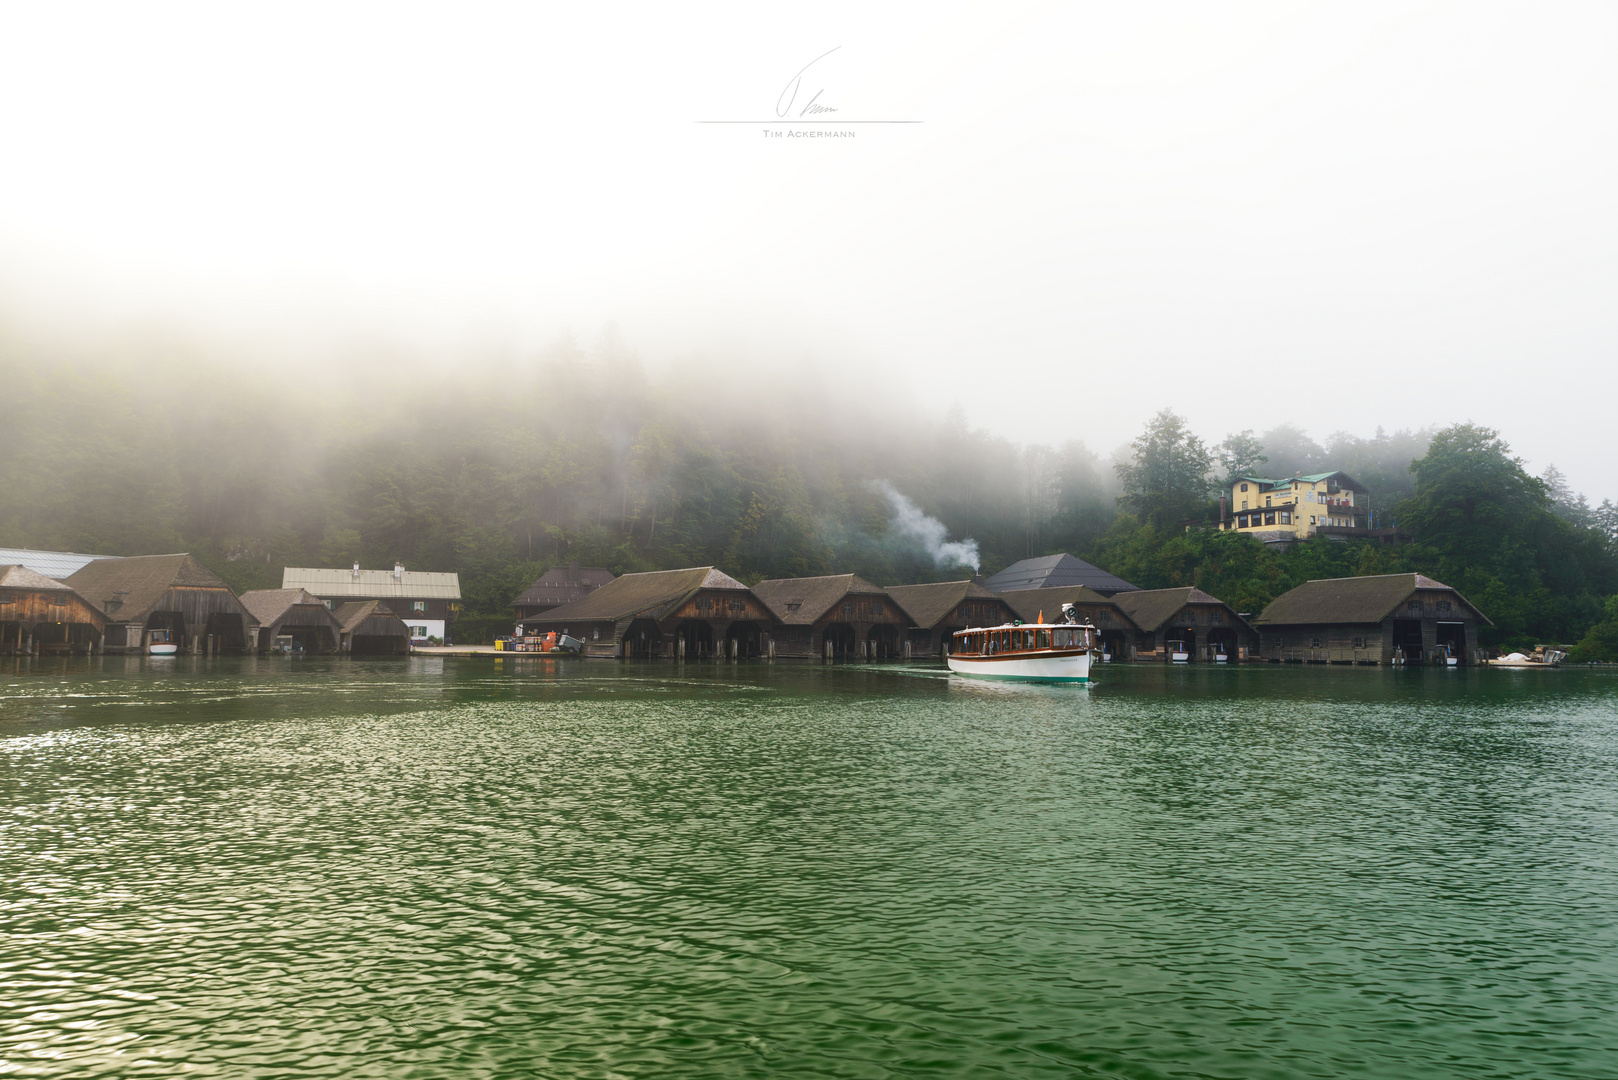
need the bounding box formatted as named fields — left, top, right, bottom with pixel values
left=334, top=600, right=409, bottom=635
left=238, top=588, right=337, bottom=627
left=1252, top=573, right=1491, bottom=626
left=512, top=563, right=617, bottom=606
left=980, top=553, right=1139, bottom=594
left=996, top=585, right=1139, bottom=629
left=750, top=574, right=888, bottom=625
left=885, top=580, right=1004, bottom=629
left=65, top=554, right=251, bottom=624
left=1113, top=587, right=1232, bottom=632
left=529, top=567, right=751, bottom=624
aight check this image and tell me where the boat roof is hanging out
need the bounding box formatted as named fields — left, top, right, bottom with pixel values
left=952, top=620, right=1096, bottom=633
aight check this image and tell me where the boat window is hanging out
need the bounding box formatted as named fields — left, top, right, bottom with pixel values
left=1036, top=629, right=1050, bottom=649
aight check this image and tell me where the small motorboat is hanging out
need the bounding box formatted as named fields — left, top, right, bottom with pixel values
left=146, top=628, right=178, bottom=656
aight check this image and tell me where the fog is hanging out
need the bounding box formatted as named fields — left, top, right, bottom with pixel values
left=2, top=1, right=1615, bottom=501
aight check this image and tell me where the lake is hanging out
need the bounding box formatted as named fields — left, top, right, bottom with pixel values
left=3, top=656, right=1616, bottom=1078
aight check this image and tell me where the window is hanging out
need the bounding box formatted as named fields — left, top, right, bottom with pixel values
left=411, top=625, right=427, bottom=638
left=1280, top=512, right=1291, bottom=525
left=1310, top=516, right=1317, bottom=525
left=49, top=593, right=66, bottom=606
left=1352, top=636, right=1366, bottom=649
left=1437, top=600, right=1452, bottom=613
left=1241, top=499, right=1248, bottom=509
left=412, top=601, right=426, bottom=612
left=1310, top=636, right=1322, bottom=648
left=1265, top=512, right=1276, bottom=525
left=1237, top=514, right=1249, bottom=528
left=1266, top=496, right=1272, bottom=507
left=1240, top=483, right=1249, bottom=492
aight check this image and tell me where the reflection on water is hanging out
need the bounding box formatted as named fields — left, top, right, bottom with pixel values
left=3, top=658, right=1617, bottom=1078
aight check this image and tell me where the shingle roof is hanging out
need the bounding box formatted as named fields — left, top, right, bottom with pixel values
left=885, top=580, right=1003, bottom=629
left=996, top=585, right=1138, bottom=628
left=334, top=600, right=409, bottom=636
left=513, top=564, right=617, bottom=606
left=1113, top=587, right=1230, bottom=632
left=1252, top=573, right=1490, bottom=626
left=528, top=567, right=750, bottom=624
left=281, top=567, right=462, bottom=600
left=65, top=554, right=248, bottom=623
left=238, top=588, right=336, bottom=627
left=980, top=553, right=1139, bottom=594
left=751, top=574, right=888, bottom=625
left=0, top=565, right=107, bottom=625
left=0, top=547, right=115, bottom=579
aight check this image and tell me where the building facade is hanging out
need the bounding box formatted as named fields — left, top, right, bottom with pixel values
left=282, top=564, right=461, bottom=643
left=1221, top=471, right=1371, bottom=542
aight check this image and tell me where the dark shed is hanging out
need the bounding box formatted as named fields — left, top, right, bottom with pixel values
left=0, top=565, right=108, bottom=655
left=512, top=561, right=617, bottom=627
left=65, top=554, right=257, bottom=654
left=335, top=600, right=413, bottom=655
left=885, top=580, right=1019, bottom=659
left=239, top=588, right=345, bottom=653
left=751, top=574, right=913, bottom=660
left=528, top=567, right=778, bottom=659
left=1251, top=573, right=1489, bottom=665
left=1112, top=587, right=1258, bottom=662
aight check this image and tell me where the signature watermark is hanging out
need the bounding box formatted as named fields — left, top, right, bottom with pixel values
left=697, top=46, right=921, bottom=135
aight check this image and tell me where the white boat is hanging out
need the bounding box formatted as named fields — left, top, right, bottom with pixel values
left=146, top=628, right=178, bottom=656
left=947, top=610, right=1097, bottom=683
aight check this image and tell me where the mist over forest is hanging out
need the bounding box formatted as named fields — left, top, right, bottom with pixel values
left=4, top=327, right=1616, bottom=652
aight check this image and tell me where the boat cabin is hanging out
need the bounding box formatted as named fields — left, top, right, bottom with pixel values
left=951, top=623, right=1097, bottom=656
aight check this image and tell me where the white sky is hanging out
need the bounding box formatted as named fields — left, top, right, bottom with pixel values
left=3, top=1, right=1615, bottom=498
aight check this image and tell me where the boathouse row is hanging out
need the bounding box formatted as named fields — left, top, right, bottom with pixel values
left=0, top=565, right=108, bottom=655
left=885, top=580, right=1020, bottom=658
left=239, top=589, right=346, bottom=654
left=63, top=554, right=258, bottom=654
left=1250, top=573, right=1490, bottom=665
left=996, top=585, right=1146, bottom=661
left=1111, top=587, right=1260, bottom=662
left=751, top=574, right=914, bottom=660
left=526, top=566, right=779, bottom=659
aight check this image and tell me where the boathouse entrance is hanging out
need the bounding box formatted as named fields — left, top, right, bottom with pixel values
left=623, top=618, right=663, bottom=658
left=672, top=619, right=715, bottom=659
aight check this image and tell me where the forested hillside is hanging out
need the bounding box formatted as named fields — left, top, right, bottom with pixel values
left=4, top=339, right=1615, bottom=652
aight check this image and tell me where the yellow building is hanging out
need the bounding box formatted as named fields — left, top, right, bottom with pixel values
left=1221, top=472, right=1370, bottom=540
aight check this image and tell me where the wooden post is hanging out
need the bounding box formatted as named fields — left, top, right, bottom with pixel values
left=825, top=638, right=833, bottom=662
left=677, top=636, right=686, bottom=661
left=903, top=640, right=911, bottom=660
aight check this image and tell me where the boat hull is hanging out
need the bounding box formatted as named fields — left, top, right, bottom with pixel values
left=947, top=650, right=1092, bottom=683
left=147, top=645, right=178, bottom=656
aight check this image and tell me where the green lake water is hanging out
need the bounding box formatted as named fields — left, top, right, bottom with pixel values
left=3, top=656, right=1617, bottom=1078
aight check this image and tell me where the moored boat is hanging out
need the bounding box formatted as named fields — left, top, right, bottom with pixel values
left=947, top=605, right=1098, bottom=683
left=146, top=628, right=178, bottom=656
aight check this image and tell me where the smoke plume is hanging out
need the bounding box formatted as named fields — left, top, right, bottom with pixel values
left=869, top=481, right=980, bottom=572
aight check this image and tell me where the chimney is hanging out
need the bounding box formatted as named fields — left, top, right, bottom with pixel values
left=393, top=562, right=404, bottom=580
left=1220, top=495, right=1228, bottom=526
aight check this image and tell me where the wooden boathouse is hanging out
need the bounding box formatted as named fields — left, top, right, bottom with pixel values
left=885, top=580, right=1019, bottom=658
left=751, top=574, right=913, bottom=659
left=0, top=565, right=108, bottom=655
left=239, top=589, right=345, bottom=653
left=995, top=584, right=1144, bottom=661
left=1112, top=587, right=1258, bottom=662
left=334, top=601, right=413, bottom=655
left=65, top=554, right=257, bottom=654
left=1250, top=573, right=1489, bottom=665
left=527, top=567, right=778, bottom=659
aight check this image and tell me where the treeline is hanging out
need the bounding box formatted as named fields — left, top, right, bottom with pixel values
left=3, top=335, right=1615, bottom=654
